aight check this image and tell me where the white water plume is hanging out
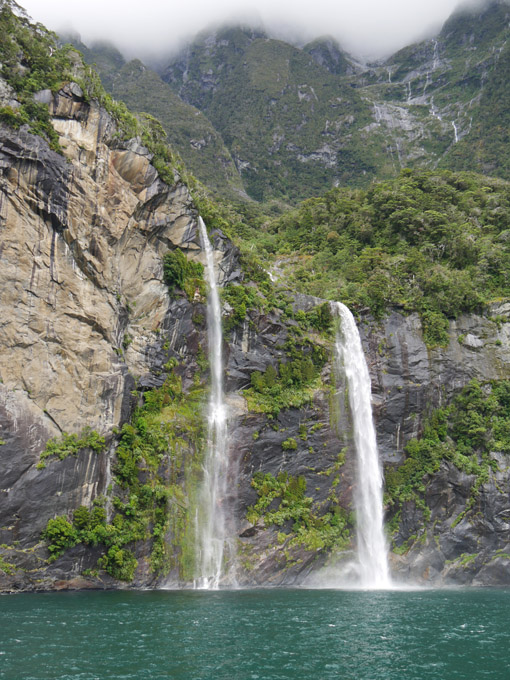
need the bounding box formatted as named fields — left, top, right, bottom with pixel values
left=195, top=217, right=234, bottom=589
left=331, top=302, right=390, bottom=589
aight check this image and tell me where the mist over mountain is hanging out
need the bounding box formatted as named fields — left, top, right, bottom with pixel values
left=21, top=0, right=463, bottom=62
left=65, top=0, right=510, bottom=203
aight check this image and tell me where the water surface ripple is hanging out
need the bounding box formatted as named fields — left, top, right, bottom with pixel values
left=1, top=589, right=509, bottom=679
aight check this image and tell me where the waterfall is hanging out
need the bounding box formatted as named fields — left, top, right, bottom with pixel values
left=432, top=39, right=440, bottom=71
left=452, top=121, right=459, bottom=143
left=423, top=71, right=431, bottom=95
left=332, top=302, right=390, bottom=588
left=195, top=217, right=232, bottom=589
left=430, top=97, right=442, bottom=122
left=406, top=81, right=412, bottom=104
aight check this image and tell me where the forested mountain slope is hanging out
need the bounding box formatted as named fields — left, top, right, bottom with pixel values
left=70, top=2, right=510, bottom=203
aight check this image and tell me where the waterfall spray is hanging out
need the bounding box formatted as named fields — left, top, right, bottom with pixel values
left=195, top=217, right=234, bottom=589
left=332, top=302, right=390, bottom=588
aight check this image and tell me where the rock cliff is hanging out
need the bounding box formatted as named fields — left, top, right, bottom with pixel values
left=364, top=306, right=510, bottom=585
left=1, top=75, right=510, bottom=591
left=0, top=81, right=202, bottom=588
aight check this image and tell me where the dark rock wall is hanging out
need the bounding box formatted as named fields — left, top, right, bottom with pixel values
left=1, top=81, right=510, bottom=590
left=360, top=306, right=510, bottom=585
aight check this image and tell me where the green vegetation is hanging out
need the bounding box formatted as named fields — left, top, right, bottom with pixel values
left=246, top=340, right=328, bottom=416
left=161, top=26, right=375, bottom=202
left=42, top=365, right=207, bottom=582
left=445, top=41, right=510, bottom=179
left=242, top=169, right=510, bottom=343
left=98, top=545, right=138, bottom=582
left=43, top=515, right=80, bottom=557
left=0, top=556, right=16, bottom=575
left=386, top=379, right=510, bottom=546
left=163, top=249, right=205, bottom=302
left=189, top=167, right=510, bottom=350
left=221, top=283, right=265, bottom=331
left=246, top=471, right=352, bottom=553
left=437, top=3, right=510, bottom=179
left=0, top=0, right=185, bottom=189
left=37, top=427, right=105, bottom=469
left=297, top=303, right=334, bottom=334
left=0, top=0, right=73, bottom=151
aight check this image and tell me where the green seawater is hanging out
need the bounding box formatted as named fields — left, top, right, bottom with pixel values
left=1, top=589, right=509, bottom=679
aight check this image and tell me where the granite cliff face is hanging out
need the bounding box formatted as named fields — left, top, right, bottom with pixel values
left=1, top=75, right=510, bottom=591
left=0, top=81, right=202, bottom=588
left=363, top=306, right=510, bottom=585
left=224, top=303, right=510, bottom=587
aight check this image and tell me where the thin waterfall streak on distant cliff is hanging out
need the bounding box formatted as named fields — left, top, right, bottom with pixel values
left=332, top=302, right=390, bottom=589
left=195, top=217, right=231, bottom=590
left=452, top=121, right=459, bottom=143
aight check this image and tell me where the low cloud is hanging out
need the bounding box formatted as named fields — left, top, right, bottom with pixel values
left=21, top=0, right=474, bottom=61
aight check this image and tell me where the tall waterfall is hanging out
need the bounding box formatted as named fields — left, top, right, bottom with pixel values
left=332, top=302, right=390, bottom=588
left=195, top=217, right=232, bottom=589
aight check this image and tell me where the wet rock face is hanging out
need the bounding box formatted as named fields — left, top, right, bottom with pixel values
left=362, top=307, right=510, bottom=464
left=0, top=82, right=211, bottom=589
left=228, top=297, right=510, bottom=587
left=2, top=80, right=510, bottom=590
left=223, top=296, right=359, bottom=585
left=389, top=455, right=510, bottom=586
left=359, top=307, right=510, bottom=586
left=232, top=394, right=357, bottom=586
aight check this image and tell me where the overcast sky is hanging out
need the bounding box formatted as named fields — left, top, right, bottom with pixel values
left=21, top=0, right=470, bottom=61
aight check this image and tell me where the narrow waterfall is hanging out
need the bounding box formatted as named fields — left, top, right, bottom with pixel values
left=332, top=302, right=390, bottom=588
left=452, top=121, right=459, bottom=144
left=195, top=217, right=232, bottom=589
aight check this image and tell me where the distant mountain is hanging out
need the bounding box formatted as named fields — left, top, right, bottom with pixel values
left=158, top=26, right=382, bottom=201
left=445, top=39, right=510, bottom=177
left=370, top=0, right=510, bottom=176
left=438, top=0, right=510, bottom=176
left=66, top=0, right=510, bottom=202
left=303, top=36, right=356, bottom=76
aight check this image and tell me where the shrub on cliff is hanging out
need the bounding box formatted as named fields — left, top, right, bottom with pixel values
left=36, top=427, right=105, bottom=469
left=163, top=249, right=205, bottom=301
left=42, top=517, right=77, bottom=557
left=0, top=1, right=73, bottom=150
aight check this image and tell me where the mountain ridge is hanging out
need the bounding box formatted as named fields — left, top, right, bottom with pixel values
left=68, top=0, right=510, bottom=202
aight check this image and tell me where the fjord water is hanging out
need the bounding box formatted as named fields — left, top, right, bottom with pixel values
left=1, top=589, right=510, bottom=679
left=195, top=218, right=233, bottom=589
left=332, top=302, right=390, bottom=588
